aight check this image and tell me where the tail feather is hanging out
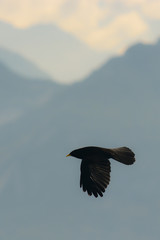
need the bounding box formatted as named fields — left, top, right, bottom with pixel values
left=109, top=147, right=135, bottom=165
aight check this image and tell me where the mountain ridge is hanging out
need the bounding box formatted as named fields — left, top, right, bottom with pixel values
left=0, top=47, right=51, bottom=80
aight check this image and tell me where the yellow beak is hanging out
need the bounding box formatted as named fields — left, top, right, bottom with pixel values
left=66, top=154, right=71, bottom=157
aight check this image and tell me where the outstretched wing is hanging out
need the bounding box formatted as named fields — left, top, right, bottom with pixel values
left=80, top=159, right=111, bottom=197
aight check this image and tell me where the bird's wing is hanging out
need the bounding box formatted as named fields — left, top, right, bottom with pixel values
left=80, top=159, right=111, bottom=197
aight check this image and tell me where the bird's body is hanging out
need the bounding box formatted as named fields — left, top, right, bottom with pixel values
left=67, top=146, right=135, bottom=198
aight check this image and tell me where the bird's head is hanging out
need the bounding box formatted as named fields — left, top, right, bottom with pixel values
left=66, top=148, right=84, bottom=159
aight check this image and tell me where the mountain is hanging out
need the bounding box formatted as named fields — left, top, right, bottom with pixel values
left=0, top=61, right=65, bottom=126
left=0, top=21, right=108, bottom=83
left=0, top=40, right=160, bottom=240
left=0, top=47, right=50, bottom=79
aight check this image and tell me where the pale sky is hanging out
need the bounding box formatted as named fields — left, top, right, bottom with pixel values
left=0, top=0, right=160, bottom=52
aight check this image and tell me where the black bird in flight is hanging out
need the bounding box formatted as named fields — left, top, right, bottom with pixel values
left=66, top=146, right=135, bottom=198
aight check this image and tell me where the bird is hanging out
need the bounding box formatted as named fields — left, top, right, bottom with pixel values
left=66, top=146, right=135, bottom=198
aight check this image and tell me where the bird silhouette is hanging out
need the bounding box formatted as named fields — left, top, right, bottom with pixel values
left=67, top=146, right=135, bottom=198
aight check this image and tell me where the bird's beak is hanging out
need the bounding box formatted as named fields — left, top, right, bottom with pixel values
left=66, top=154, right=71, bottom=157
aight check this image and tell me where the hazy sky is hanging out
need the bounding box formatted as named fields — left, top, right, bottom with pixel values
left=0, top=0, right=160, bottom=52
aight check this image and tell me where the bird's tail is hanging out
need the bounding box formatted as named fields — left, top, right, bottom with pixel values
left=108, top=147, right=135, bottom=165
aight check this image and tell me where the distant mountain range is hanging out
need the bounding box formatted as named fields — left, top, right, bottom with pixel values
left=0, top=61, right=65, bottom=126
left=0, top=21, right=109, bottom=83
left=0, top=47, right=50, bottom=79
left=0, top=40, right=160, bottom=240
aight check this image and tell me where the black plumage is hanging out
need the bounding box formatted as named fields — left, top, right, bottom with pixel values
left=67, top=146, right=135, bottom=198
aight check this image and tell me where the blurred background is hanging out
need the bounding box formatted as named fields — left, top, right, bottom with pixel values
left=0, top=0, right=160, bottom=239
